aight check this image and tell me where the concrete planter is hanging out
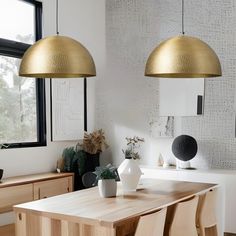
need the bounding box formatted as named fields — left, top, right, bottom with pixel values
left=98, top=179, right=117, bottom=198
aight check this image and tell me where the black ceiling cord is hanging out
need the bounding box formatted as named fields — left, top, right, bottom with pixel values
left=182, top=0, right=185, bottom=35
left=56, top=0, right=59, bottom=35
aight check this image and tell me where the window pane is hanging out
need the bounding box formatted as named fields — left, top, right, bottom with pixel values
left=0, top=55, right=37, bottom=143
left=0, top=0, right=35, bottom=44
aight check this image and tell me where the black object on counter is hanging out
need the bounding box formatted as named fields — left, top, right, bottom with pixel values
left=172, top=135, right=198, bottom=162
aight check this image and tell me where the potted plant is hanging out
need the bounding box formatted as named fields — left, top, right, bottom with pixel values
left=76, top=129, right=109, bottom=176
left=94, top=164, right=118, bottom=198
left=59, top=129, right=109, bottom=190
left=118, top=136, right=144, bottom=191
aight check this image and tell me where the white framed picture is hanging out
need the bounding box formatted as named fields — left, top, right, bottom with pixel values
left=51, top=78, right=85, bottom=141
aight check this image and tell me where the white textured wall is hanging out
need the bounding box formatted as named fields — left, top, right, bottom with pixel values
left=0, top=0, right=105, bottom=178
left=98, top=0, right=236, bottom=169
left=181, top=0, right=236, bottom=169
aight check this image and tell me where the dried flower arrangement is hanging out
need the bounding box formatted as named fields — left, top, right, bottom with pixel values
left=77, top=129, right=109, bottom=155
left=57, top=130, right=109, bottom=176
left=122, top=136, right=145, bottom=160
left=55, top=130, right=109, bottom=190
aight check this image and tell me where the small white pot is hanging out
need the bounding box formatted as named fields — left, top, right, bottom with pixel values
left=98, top=179, right=117, bottom=198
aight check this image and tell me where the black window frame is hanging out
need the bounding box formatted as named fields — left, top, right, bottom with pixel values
left=0, top=0, right=46, bottom=149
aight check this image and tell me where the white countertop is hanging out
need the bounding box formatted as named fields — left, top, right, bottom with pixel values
left=140, top=165, right=236, bottom=176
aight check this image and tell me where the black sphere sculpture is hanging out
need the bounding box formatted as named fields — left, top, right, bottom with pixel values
left=172, top=135, right=198, bottom=162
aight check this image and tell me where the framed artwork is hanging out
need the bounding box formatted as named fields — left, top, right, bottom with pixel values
left=150, top=116, right=174, bottom=138
left=50, top=78, right=86, bottom=141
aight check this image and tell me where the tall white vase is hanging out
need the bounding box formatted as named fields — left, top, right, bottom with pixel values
left=118, top=158, right=142, bottom=191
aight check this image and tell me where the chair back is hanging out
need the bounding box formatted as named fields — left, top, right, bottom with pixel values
left=135, top=208, right=167, bottom=236
left=169, top=196, right=199, bottom=236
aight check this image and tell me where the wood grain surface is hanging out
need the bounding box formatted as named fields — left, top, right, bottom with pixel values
left=14, top=179, right=217, bottom=228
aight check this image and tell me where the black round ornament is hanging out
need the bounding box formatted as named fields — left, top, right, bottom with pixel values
left=172, top=135, right=198, bottom=162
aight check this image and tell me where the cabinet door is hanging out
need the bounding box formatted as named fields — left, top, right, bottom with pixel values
left=0, top=184, right=33, bottom=213
left=0, top=224, right=14, bottom=236
left=33, top=177, right=72, bottom=200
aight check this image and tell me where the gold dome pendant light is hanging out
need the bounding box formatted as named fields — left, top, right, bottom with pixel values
left=19, top=0, right=96, bottom=78
left=145, top=0, right=222, bottom=78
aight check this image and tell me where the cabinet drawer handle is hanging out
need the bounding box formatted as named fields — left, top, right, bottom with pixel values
left=18, top=213, right=22, bottom=221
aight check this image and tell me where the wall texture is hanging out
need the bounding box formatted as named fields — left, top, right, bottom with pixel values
left=98, top=0, right=236, bottom=169
left=181, top=0, right=236, bottom=169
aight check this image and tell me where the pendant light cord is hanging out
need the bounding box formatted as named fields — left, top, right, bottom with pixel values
left=56, top=0, right=59, bottom=35
left=182, top=0, right=185, bottom=35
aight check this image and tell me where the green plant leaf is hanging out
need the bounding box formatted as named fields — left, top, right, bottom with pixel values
left=93, top=164, right=118, bottom=182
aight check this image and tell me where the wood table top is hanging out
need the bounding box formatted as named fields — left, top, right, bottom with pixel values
left=14, top=179, right=217, bottom=227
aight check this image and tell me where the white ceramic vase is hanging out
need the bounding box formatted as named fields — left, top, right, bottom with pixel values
left=98, top=179, right=117, bottom=198
left=118, top=158, right=142, bottom=191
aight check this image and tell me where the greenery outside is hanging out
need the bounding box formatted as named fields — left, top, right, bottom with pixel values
left=0, top=35, right=37, bottom=144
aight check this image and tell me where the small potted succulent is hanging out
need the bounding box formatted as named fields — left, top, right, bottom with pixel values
left=94, top=164, right=118, bottom=198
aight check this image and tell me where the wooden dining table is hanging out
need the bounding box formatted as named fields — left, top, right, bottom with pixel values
left=13, top=178, right=217, bottom=236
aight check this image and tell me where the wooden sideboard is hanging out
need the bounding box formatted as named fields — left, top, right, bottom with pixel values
left=0, top=172, right=74, bottom=236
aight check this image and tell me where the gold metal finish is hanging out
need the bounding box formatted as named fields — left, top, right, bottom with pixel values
left=145, top=35, right=222, bottom=78
left=19, top=35, right=96, bottom=78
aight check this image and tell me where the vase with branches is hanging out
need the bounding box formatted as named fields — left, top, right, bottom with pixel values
left=118, top=136, right=144, bottom=191
left=122, top=136, right=144, bottom=160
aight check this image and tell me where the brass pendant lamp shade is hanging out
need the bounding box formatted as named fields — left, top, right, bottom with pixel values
left=19, top=35, right=96, bottom=78
left=19, top=0, right=96, bottom=78
left=145, top=0, right=222, bottom=78
left=145, top=35, right=222, bottom=78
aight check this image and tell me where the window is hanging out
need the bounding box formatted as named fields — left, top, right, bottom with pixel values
left=0, top=0, right=46, bottom=148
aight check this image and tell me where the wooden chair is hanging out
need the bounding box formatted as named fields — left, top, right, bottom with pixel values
left=135, top=208, right=167, bottom=236
left=197, top=189, right=218, bottom=236
left=169, top=196, right=199, bottom=236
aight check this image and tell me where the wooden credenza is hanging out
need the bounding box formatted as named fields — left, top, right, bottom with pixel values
left=0, top=172, right=74, bottom=236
